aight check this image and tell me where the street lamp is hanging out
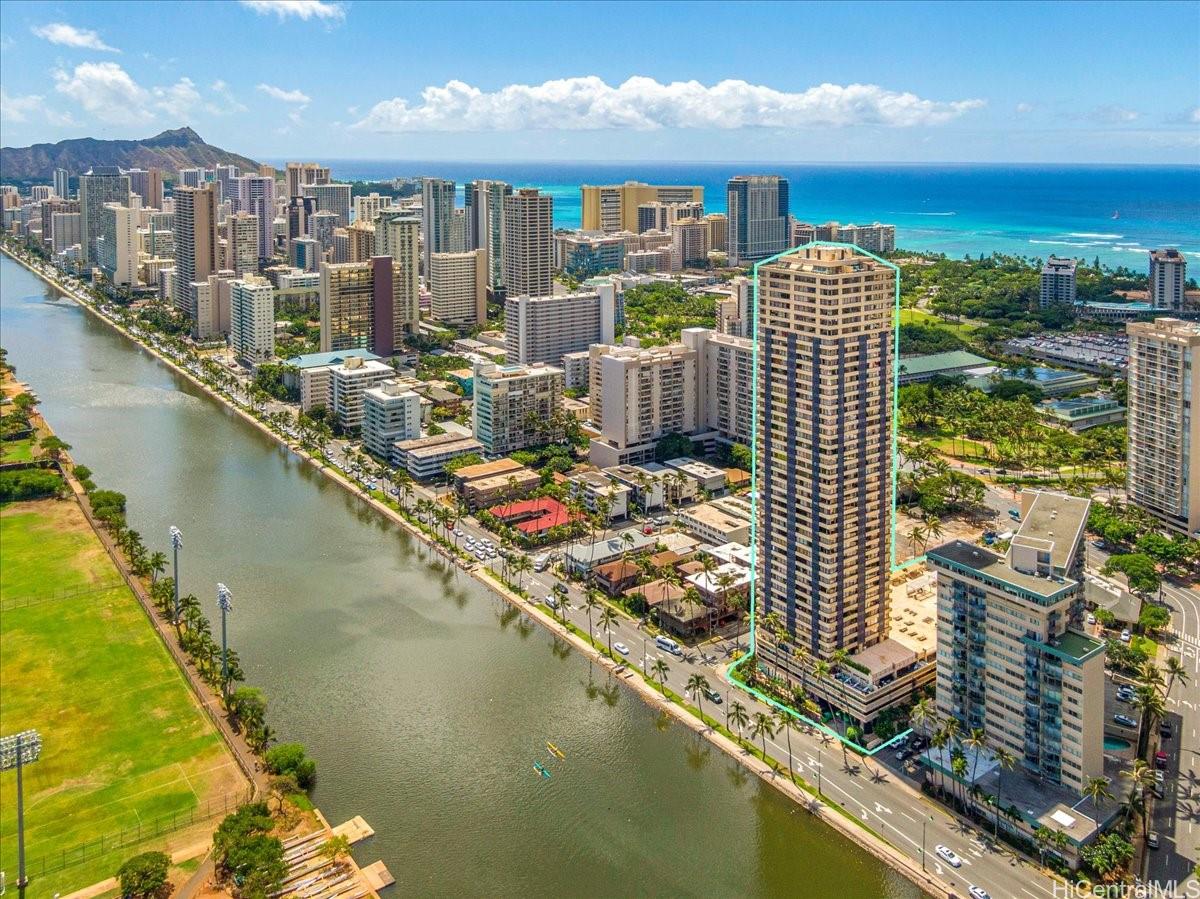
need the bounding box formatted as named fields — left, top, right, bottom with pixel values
left=1, top=729, right=43, bottom=899
left=216, top=583, right=233, bottom=697
left=920, top=814, right=934, bottom=871
left=169, top=526, right=183, bottom=624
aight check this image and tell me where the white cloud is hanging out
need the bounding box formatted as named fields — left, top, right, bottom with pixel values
left=153, top=77, right=202, bottom=120
left=239, top=0, right=344, bottom=21
left=210, top=80, right=248, bottom=113
left=1089, top=104, right=1140, bottom=125
left=257, top=83, right=310, bottom=104
left=31, top=22, right=118, bottom=52
left=1, top=89, right=43, bottom=122
left=1015, top=102, right=1034, bottom=114
left=353, top=76, right=985, bottom=133
left=53, top=62, right=151, bottom=125
left=1190, top=106, right=1200, bottom=124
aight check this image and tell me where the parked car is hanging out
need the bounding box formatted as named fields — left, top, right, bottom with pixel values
left=703, top=687, right=723, bottom=704
left=1147, top=832, right=1160, bottom=850
left=554, top=582, right=569, bottom=595
left=545, top=595, right=559, bottom=609
left=1119, top=629, right=1131, bottom=643
left=1086, top=613, right=1096, bottom=625
left=969, top=887, right=991, bottom=899
left=1091, top=540, right=1106, bottom=549
left=1152, top=782, right=1165, bottom=800
left=935, top=845, right=962, bottom=868
left=1159, top=721, right=1172, bottom=739
left=1008, top=509, right=1021, bottom=520
left=1155, top=750, right=1168, bottom=770
left=613, top=642, right=630, bottom=656
left=1113, top=714, right=1138, bottom=728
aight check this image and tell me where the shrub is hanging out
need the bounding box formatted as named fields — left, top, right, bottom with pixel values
left=0, top=468, right=64, bottom=501
left=264, top=742, right=316, bottom=791
left=117, top=851, right=170, bottom=898
left=213, top=802, right=285, bottom=898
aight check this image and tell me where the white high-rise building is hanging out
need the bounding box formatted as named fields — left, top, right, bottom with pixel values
left=225, top=212, right=260, bottom=277
left=78, top=167, right=130, bottom=265
left=353, top=192, right=391, bottom=225
left=236, top=176, right=276, bottom=262
left=429, top=250, right=487, bottom=326
left=1149, top=248, right=1187, bottom=310
left=473, top=362, right=565, bottom=455
left=421, top=177, right=456, bottom=277
left=230, top=275, right=276, bottom=363
left=53, top=168, right=70, bottom=200
left=362, top=380, right=422, bottom=460
left=97, top=202, right=139, bottom=287
left=464, top=180, right=511, bottom=298
left=1039, top=256, right=1077, bottom=309
left=505, top=286, right=616, bottom=366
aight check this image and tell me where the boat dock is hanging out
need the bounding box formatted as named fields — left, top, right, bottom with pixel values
left=273, top=811, right=393, bottom=898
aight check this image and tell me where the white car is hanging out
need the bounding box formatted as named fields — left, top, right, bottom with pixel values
left=935, top=845, right=962, bottom=868
left=613, top=642, right=630, bottom=656
left=969, top=887, right=990, bottom=899
left=1120, top=629, right=1131, bottom=643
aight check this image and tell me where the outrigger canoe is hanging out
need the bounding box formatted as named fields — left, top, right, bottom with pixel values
left=533, top=761, right=551, bottom=779
left=546, top=741, right=565, bottom=760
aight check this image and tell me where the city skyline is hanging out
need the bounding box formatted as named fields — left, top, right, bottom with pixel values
left=1, top=0, right=1198, bottom=164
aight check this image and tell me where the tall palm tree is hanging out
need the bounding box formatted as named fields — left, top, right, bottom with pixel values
left=1121, top=759, right=1154, bottom=836
left=727, top=700, right=749, bottom=746
left=651, top=658, right=670, bottom=694
left=929, top=728, right=950, bottom=795
left=750, top=712, right=777, bottom=767
left=776, top=711, right=795, bottom=781
left=582, top=594, right=601, bottom=646
left=510, top=555, right=532, bottom=591
left=910, top=697, right=938, bottom=782
left=598, top=606, right=618, bottom=658
left=1163, top=656, right=1189, bottom=700
left=686, top=673, right=711, bottom=725
left=812, top=660, right=831, bottom=728
left=964, top=726, right=988, bottom=787
left=1082, top=776, right=1114, bottom=815
left=148, top=551, right=167, bottom=584
left=992, top=746, right=1016, bottom=838
left=1132, top=685, right=1165, bottom=760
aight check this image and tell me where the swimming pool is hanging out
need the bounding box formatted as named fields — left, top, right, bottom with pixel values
left=1104, top=736, right=1132, bottom=752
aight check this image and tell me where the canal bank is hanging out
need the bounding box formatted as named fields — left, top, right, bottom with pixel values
left=1, top=250, right=924, bottom=898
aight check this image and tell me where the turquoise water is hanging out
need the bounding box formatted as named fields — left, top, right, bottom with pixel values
left=1104, top=736, right=1132, bottom=751
left=308, top=160, right=1200, bottom=270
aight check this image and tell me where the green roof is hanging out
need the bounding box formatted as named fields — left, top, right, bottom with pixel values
left=1031, top=630, right=1105, bottom=665
left=897, top=351, right=992, bottom=377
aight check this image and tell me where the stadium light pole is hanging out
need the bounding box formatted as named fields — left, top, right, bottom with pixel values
left=1, top=729, right=43, bottom=899
left=169, top=526, right=183, bottom=623
left=217, top=583, right=233, bottom=698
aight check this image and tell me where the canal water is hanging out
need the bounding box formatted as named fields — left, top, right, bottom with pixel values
left=0, top=255, right=920, bottom=898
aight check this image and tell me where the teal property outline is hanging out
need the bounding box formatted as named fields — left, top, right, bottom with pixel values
left=726, top=241, right=912, bottom=757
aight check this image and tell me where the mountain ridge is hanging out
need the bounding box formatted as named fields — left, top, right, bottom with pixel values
left=0, top=127, right=261, bottom=181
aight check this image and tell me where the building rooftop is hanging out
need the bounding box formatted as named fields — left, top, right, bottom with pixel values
left=488, top=497, right=581, bottom=535
left=677, top=502, right=749, bottom=535
left=566, top=530, right=657, bottom=566
left=395, top=432, right=482, bottom=455
left=1017, top=490, right=1090, bottom=570
left=1032, top=629, right=1105, bottom=665
left=927, top=540, right=1078, bottom=603
left=664, top=458, right=726, bottom=481
left=286, top=349, right=381, bottom=369
left=453, top=458, right=526, bottom=483
left=897, top=350, right=992, bottom=377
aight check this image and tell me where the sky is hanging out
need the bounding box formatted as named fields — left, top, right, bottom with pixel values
left=1, top=0, right=1198, bottom=164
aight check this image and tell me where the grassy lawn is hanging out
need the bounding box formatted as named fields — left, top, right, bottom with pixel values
left=1, top=436, right=34, bottom=463
left=0, top=499, right=245, bottom=895
left=900, top=307, right=983, bottom=336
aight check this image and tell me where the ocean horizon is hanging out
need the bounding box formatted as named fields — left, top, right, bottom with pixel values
left=292, top=160, right=1199, bottom=271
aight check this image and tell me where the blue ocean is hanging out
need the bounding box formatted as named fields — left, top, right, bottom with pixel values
left=307, top=160, right=1199, bottom=271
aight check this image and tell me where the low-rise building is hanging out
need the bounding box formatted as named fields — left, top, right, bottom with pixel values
left=285, top=349, right=382, bottom=412
left=675, top=501, right=750, bottom=545
left=486, top=497, right=582, bottom=539
left=567, top=470, right=631, bottom=522
left=393, top=433, right=484, bottom=480
left=663, top=457, right=726, bottom=495
left=362, top=380, right=422, bottom=460
left=592, top=559, right=642, bottom=596
left=565, top=530, right=657, bottom=576
left=1040, top=396, right=1126, bottom=432
left=453, top=458, right=538, bottom=509
left=897, top=351, right=996, bottom=385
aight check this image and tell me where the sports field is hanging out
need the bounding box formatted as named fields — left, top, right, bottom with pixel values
left=0, top=499, right=246, bottom=895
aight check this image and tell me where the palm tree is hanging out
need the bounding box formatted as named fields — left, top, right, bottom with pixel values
left=929, top=728, right=950, bottom=795
left=964, top=726, right=988, bottom=787
left=598, top=606, right=618, bottom=658
left=582, top=594, right=601, bottom=646
left=811, top=660, right=831, bottom=727
left=1132, top=684, right=1165, bottom=760
left=992, top=746, right=1016, bottom=838
left=950, top=753, right=970, bottom=808
left=907, top=524, right=927, bottom=556
left=750, top=712, right=777, bottom=767
left=727, top=700, right=749, bottom=746
left=651, top=658, right=670, bottom=694
left=1082, top=775, right=1114, bottom=815
left=510, top=555, right=531, bottom=591
left=923, top=514, right=945, bottom=547
left=1121, top=759, right=1154, bottom=836
left=148, top=551, right=167, bottom=584
left=686, top=673, right=710, bottom=725
left=1163, top=656, right=1189, bottom=700
left=776, top=710, right=795, bottom=781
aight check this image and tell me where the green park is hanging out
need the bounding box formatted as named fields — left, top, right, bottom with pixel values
left=0, top=497, right=246, bottom=895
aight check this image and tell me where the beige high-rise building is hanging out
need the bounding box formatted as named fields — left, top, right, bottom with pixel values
left=929, top=491, right=1103, bottom=794
left=285, top=162, right=330, bottom=198
left=682, top=327, right=753, bottom=446
left=502, top=188, right=554, bottom=299
left=588, top=342, right=699, bottom=461
left=581, top=181, right=704, bottom=233
left=353, top=192, right=391, bottom=225
left=472, top=362, right=565, bottom=455
left=173, top=184, right=220, bottom=327
left=97, top=203, right=139, bottom=287
left=670, top=220, right=709, bottom=271
left=347, top=221, right=376, bottom=262
left=1127, top=317, right=1200, bottom=535
left=704, top=213, right=727, bottom=253
left=319, top=256, right=415, bottom=356
left=1149, top=248, right=1187, bottom=310
left=755, top=245, right=909, bottom=724
left=230, top=275, right=276, bottom=363
left=225, top=211, right=260, bottom=277
left=429, top=249, right=487, bottom=326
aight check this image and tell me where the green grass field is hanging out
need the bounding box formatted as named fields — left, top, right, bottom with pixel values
left=900, top=307, right=983, bottom=336
left=1, top=436, right=34, bottom=463
left=0, top=499, right=245, bottom=895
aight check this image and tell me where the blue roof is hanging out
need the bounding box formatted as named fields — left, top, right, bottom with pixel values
left=285, top=349, right=381, bottom=370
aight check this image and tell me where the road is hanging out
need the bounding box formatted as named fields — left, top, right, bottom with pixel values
left=1150, top=580, right=1200, bottom=888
